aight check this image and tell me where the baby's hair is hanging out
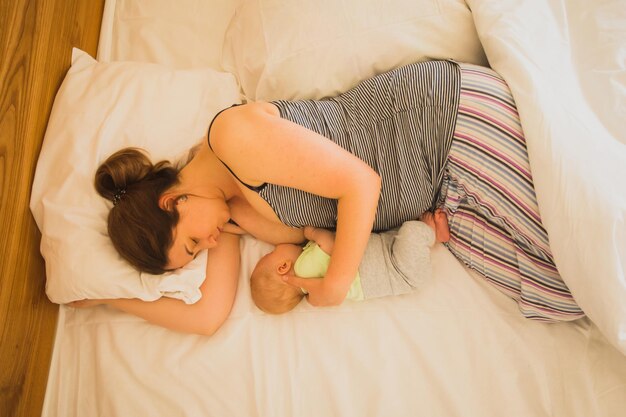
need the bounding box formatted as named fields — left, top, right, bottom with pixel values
left=95, top=147, right=180, bottom=274
left=250, top=255, right=304, bottom=314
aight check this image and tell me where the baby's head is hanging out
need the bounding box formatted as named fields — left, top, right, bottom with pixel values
left=250, top=243, right=305, bottom=314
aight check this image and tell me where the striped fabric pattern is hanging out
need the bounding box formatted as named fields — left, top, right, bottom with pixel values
left=440, top=63, right=584, bottom=321
left=270, top=60, right=460, bottom=231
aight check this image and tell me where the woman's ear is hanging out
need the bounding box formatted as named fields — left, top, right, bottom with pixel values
left=276, top=260, right=293, bottom=275
left=159, top=192, right=178, bottom=211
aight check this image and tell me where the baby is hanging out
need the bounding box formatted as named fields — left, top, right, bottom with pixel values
left=250, top=210, right=450, bottom=314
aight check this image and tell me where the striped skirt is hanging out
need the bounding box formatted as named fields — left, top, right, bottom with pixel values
left=439, top=63, right=584, bottom=322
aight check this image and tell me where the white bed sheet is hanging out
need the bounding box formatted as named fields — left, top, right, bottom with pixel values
left=43, top=238, right=626, bottom=417
left=42, top=1, right=626, bottom=416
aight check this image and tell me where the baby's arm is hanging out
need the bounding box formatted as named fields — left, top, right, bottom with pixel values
left=304, top=226, right=336, bottom=254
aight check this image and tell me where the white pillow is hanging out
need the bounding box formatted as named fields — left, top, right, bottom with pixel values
left=30, top=49, right=242, bottom=304
left=98, top=0, right=241, bottom=70
left=222, top=0, right=488, bottom=101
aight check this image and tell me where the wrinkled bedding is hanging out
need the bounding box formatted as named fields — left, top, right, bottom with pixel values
left=41, top=1, right=626, bottom=416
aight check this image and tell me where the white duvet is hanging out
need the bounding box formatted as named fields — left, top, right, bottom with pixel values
left=468, top=0, right=626, bottom=355
left=42, top=1, right=626, bottom=416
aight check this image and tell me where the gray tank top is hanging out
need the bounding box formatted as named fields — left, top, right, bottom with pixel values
left=210, top=60, right=460, bottom=231
left=257, top=61, right=460, bottom=231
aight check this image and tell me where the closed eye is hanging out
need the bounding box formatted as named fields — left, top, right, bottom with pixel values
left=185, top=239, right=199, bottom=258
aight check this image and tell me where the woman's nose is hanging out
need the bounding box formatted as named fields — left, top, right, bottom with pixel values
left=199, top=235, right=218, bottom=250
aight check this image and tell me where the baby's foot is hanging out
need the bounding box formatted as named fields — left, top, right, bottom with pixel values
left=421, top=211, right=436, bottom=231
left=433, top=209, right=450, bottom=243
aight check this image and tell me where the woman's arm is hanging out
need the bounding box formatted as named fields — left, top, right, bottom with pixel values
left=77, top=233, right=241, bottom=335
left=212, top=103, right=381, bottom=306
left=229, top=196, right=304, bottom=245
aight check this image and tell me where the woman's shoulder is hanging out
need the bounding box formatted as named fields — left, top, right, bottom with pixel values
left=209, top=102, right=279, bottom=152
left=215, top=102, right=278, bottom=126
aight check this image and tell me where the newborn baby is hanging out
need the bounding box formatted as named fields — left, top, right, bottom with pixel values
left=250, top=210, right=450, bottom=314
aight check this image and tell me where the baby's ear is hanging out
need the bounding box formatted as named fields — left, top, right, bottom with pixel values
left=276, top=260, right=293, bottom=275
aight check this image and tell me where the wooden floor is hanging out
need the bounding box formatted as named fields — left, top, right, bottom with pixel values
left=0, top=1, right=104, bottom=416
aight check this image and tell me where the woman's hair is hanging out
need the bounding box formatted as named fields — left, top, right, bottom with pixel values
left=95, top=148, right=180, bottom=274
left=250, top=256, right=304, bottom=314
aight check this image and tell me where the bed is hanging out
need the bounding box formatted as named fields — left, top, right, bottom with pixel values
left=30, top=0, right=626, bottom=416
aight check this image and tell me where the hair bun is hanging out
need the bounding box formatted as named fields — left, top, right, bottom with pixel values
left=95, top=148, right=155, bottom=203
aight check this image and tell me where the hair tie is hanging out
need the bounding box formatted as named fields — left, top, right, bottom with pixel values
left=113, top=188, right=126, bottom=206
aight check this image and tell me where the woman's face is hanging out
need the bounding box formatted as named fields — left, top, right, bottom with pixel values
left=165, top=194, right=230, bottom=270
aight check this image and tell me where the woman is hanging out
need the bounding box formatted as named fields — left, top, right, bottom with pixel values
left=78, top=61, right=584, bottom=334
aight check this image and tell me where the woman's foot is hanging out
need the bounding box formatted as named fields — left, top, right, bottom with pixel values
left=433, top=209, right=450, bottom=243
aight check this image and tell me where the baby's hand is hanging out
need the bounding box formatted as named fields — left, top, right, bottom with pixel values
left=303, top=226, right=336, bottom=253
left=303, top=226, right=318, bottom=240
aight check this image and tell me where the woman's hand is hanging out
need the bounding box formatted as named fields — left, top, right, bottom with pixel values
left=282, top=274, right=348, bottom=306
left=67, top=299, right=109, bottom=308
left=222, top=221, right=247, bottom=235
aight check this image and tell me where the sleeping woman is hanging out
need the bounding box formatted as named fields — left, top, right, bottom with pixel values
left=73, top=60, right=585, bottom=334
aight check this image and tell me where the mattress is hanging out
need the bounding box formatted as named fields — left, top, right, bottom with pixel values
left=41, top=0, right=626, bottom=416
